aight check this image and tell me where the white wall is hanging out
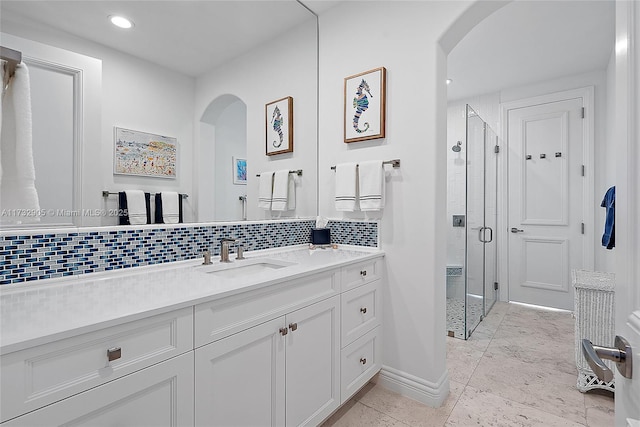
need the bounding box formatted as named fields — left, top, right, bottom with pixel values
left=1, top=17, right=196, bottom=226
left=317, top=0, right=472, bottom=406
left=214, top=101, right=247, bottom=221
left=194, top=18, right=318, bottom=221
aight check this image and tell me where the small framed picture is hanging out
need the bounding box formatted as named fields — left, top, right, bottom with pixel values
left=114, top=127, right=177, bottom=178
left=344, top=67, right=386, bottom=143
left=233, top=157, right=247, bottom=185
left=265, top=96, right=293, bottom=156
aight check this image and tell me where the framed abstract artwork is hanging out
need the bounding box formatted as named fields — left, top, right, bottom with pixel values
left=265, top=96, right=293, bottom=156
left=233, top=157, right=247, bottom=185
left=344, top=67, right=386, bottom=143
left=114, top=127, right=177, bottom=178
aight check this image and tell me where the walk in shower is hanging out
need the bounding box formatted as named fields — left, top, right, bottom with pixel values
left=446, top=104, right=498, bottom=339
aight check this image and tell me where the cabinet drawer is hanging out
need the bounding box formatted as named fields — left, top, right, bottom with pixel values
left=3, top=351, right=194, bottom=426
left=341, top=280, right=381, bottom=347
left=195, top=271, right=339, bottom=347
left=342, top=259, right=381, bottom=291
left=1, top=307, right=193, bottom=423
left=340, top=327, right=382, bottom=404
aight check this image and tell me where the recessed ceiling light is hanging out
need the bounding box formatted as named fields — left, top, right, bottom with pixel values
left=446, top=79, right=453, bottom=85
left=109, top=15, right=134, bottom=29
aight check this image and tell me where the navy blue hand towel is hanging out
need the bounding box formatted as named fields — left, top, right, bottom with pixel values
left=600, top=186, right=615, bottom=249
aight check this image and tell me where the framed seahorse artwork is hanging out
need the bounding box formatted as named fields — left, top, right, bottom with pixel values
left=344, top=67, right=386, bottom=143
left=265, top=96, right=293, bottom=156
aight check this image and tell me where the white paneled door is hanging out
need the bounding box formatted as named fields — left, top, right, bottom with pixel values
left=507, top=95, right=586, bottom=310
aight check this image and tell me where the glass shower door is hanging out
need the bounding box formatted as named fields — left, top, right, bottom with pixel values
left=464, top=105, right=485, bottom=337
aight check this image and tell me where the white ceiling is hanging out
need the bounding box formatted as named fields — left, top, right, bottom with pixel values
left=0, top=1, right=316, bottom=77
left=1, top=1, right=615, bottom=95
left=447, top=0, right=615, bottom=101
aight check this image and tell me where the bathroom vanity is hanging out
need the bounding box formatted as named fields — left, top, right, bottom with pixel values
left=0, top=247, right=384, bottom=426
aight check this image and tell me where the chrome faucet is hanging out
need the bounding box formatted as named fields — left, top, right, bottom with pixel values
left=219, top=237, right=237, bottom=263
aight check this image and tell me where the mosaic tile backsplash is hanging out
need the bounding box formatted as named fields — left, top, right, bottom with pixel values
left=1, top=220, right=378, bottom=285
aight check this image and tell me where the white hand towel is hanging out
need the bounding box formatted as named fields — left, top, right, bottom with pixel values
left=0, top=63, right=41, bottom=223
left=272, top=170, right=295, bottom=211
left=160, top=191, right=180, bottom=224
left=258, top=171, right=274, bottom=210
left=358, top=160, right=385, bottom=211
left=125, top=190, right=148, bottom=225
left=335, top=163, right=357, bottom=212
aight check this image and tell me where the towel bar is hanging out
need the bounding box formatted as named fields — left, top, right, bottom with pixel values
left=255, top=170, right=303, bottom=177
left=330, top=159, right=400, bottom=170
left=102, top=191, right=188, bottom=198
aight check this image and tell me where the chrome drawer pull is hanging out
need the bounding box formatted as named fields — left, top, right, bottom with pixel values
left=360, top=307, right=367, bottom=314
left=360, top=358, right=367, bottom=365
left=360, top=270, right=367, bottom=277
left=289, top=322, right=298, bottom=332
left=107, top=347, right=122, bottom=362
left=279, top=327, right=288, bottom=336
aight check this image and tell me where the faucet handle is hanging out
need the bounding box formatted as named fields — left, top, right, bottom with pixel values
left=236, top=244, right=245, bottom=260
left=203, top=250, right=212, bottom=265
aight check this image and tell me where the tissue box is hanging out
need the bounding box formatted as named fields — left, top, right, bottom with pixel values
left=310, top=228, right=331, bottom=245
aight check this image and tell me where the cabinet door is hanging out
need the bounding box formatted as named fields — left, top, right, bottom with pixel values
left=195, top=317, right=285, bottom=427
left=286, top=296, right=340, bottom=427
left=4, top=352, right=194, bottom=426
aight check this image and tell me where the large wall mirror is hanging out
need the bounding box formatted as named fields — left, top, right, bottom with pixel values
left=0, top=1, right=318, bottom=228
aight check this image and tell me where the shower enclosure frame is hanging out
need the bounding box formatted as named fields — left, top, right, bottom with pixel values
left=447, top=104, right=498, bottom=340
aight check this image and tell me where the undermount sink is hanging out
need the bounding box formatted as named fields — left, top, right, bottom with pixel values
left=196, top=258, right=296, bottom=278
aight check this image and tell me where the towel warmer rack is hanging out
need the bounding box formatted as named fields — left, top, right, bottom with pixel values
left=330, top=159, right=401, bottom=170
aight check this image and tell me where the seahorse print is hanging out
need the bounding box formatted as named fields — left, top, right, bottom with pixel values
left=271, top=106, right=284, bottom=148
left=352, top=79, right=372, bottom=133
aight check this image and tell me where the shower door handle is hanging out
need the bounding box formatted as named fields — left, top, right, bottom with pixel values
left=478, top=227, right=493, bottom=243
left=485, top=227, right=493, bottom=243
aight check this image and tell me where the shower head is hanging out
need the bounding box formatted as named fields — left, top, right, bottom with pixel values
left=452, top=141, right=462, bottom=152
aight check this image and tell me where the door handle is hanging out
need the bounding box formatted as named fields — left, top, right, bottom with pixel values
left=581, top=335, right=633, bottom=381
left=510, top=227, right=524, bottom=233
left=485, top=227, right=493, bottom=243
left=478, top=227, right=494, bottom=243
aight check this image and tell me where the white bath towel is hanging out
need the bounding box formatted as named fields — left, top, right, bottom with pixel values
left=160, top=191, right=180, bottom=224
left=125, top=190, right=148, bottom=225
left=271, top=170, right=295, bottom=211
left=358, top=160, right=385, bottom=211
left=0, top=63, right=41, bottom=223
left=258, top=171, right=274, bottom=210
left=335, top=162, right=358, bottom=212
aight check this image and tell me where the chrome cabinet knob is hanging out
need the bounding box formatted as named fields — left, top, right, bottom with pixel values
left=360, top=270, right=367, bottom=277
left=279, top=327, right=288, bottom=336
left=289, top=322, right=298, bottom=332
left=360, top=358, right=367, bottom=365
left=360, top=307, right=367, bottom=314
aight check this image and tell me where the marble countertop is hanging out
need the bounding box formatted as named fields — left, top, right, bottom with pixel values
left=0, top=245, right=383, bottom=355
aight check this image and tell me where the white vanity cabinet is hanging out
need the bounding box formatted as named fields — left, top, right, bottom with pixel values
left=1, top=250, right=384, bottom=427
left=339, top=261, right=383, bottom=403
left=195, top=296, right=340, bottom=427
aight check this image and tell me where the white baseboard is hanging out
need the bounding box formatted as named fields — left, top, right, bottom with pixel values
left=376, top=365, right=449, bottom=407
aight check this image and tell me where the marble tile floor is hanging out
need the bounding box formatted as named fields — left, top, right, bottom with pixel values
left=322, top=301, right=615, bottom=427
